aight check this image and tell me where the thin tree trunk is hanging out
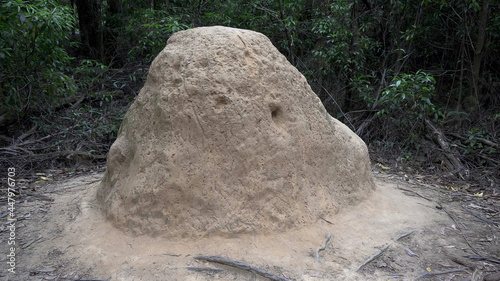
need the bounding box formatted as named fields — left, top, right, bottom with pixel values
left=278, top=0, right=294, bottom=65
left=344, top=1, right=359, bottom=113
left=468, top=0, right=490, bottom=111
left=456, top=34, right=466, bottom=114
left=75, top=0, right=101, bottom=59
left=108, top=0, right=122, bottom=14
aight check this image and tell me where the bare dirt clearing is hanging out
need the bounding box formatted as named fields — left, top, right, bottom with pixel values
left=1, top=168, right=499, bottom=281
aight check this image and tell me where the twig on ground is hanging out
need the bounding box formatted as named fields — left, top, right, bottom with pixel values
left=315, top=233, right=332, bottom=262
left=395, top=230, right=416, bottom=241
left=448, top=132, right=499, bottom=148
left=22, top=234, right=43, bottom=249
left=462, top=206, right=499, bottom=226
left=397, top=185, right=432, bottom=201
left=357, top=229, right=417, bottom=271
left=194, top=255, right=291, bottom=281
left=449, top=256, right=476, bottom=269
left=463, top=255, right=500, bottom=264
left=413, top=268, right=467, bottom=280
left=66, top=279, right=109, bottom=281
left=440, top=206, right=480, bottom=255
left=319, top=216, right=333, bottom=224
left=186, top=266, right=223, bottom=272
left=356, top=243, right=392, bottom=272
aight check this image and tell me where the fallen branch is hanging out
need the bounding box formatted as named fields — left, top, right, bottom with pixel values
left=462, top=206, right=499, bottom=226
left=425, top=119, right=466, bottom=179
left=397, top=186, right=432, bottom=202
left=356, top=243, right=391, bottom=272
left=440, top=207, right=480, bottom=255
left=2, top=149, right=107, bottom=161
left=18, top=125, right=38, bottom=142
left=186, top=266, right=223, bottom=272
left=450, top=256, right=476, bottom=269
left=463, top=255, right=500, bottom=264
left=448, top=132, right=499, bottom=148
left=413, top=268, right=467, bottom=280
left=28, top=150, right=108, bottom=160
left=66, top=279, right=109, bottom=281
left=315, top=234, right=331, bottom=262
left=319, top=216, right=333, bottom=224
left=194, top=255, right=291, bottom=281
left=395, top=229, right=416, bottom=241
left=356, top=229, right=417, bottom=272
left=22, top=234, right=43, bottom=249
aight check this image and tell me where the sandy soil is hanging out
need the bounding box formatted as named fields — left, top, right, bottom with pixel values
left=1, top=168, right=499, bottom=281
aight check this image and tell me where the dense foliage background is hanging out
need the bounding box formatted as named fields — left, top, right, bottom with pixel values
left=1, top=0, right=499, bottom=187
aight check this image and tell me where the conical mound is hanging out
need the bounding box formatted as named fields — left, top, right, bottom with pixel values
left=97, top=26, right=376, bottom=238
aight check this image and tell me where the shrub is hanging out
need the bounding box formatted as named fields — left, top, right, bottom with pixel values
left=378, top=70, right=438, bottom=122
left=125, top=9, right=190, bottom=63
left=0, top=0, right=75, bottom=125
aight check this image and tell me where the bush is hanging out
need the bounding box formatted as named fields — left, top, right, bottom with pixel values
left=0, top=0, right=76, bottom=125
left=378, top=70, right=438, bottom=121
left=125, top=9, right=190, bottom=63
left=371, top=70, right=439, bottom=152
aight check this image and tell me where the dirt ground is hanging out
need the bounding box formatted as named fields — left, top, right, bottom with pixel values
left=1, top=167, right=499, bottom=281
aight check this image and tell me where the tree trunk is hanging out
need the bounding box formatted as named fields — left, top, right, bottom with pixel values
left=75, top=0, right=101, bottom=59
left=344, top=1, right=360, bottom=113
left=108, top=0, right=122, bottom=14
left=106, top=0, right=123, bottom=65
left=468, top=0, right=490, bottom=112
left=278, top=0, right=294, bottom=65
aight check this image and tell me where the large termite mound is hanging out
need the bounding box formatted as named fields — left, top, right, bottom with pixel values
left=97, top=26, right=376, bottom=238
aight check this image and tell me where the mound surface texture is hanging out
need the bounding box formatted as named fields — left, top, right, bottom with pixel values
left=97, top=26, right=376, bottom=238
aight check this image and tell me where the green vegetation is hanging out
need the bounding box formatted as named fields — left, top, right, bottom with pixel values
left=1, top=0, right=499, bottom=186
left=125, top=9, right=189, bottom=62
left=0, top=0, right=75, bottom=123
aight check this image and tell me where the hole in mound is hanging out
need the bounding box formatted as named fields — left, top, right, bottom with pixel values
left=270, top=105, right=281, bottom=120
left=215, top=96, right=230, bottom=108
left=270, top=105, right=285, bottom=130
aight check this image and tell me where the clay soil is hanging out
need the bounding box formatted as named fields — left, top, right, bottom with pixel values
left=1, top=167, right=499, bottom=281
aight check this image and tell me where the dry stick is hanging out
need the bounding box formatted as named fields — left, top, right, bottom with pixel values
left=356, top=230, right=416, bottom=272
left=315, top=234, right=332, bottom=262
left=395, top=229, right=416, bottom=241
left=22, top=235, right=43, bottom=249
left=399, top=183, right=483, bottom=256
left=413, top=268, right=467, bottom=280
left=463, top=255, right=500, bottom=264
left=462, top=206, right=499, bottom=226
left=450, top=256, right=476, bottom=269
left=65, top=279, right=108, bottom=281
left=397, top=185, right=433, bottom=202
left=440, top=207, right=480, bottom=255
left=186, top=266, right=224, bottom=272
left=425, top=119, right=466, bottom=179
left=194, top=255, right=291, bottom=281
left=356, top=243, right=392, bottom=272
left=319, top=216, right=333, bottom=224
